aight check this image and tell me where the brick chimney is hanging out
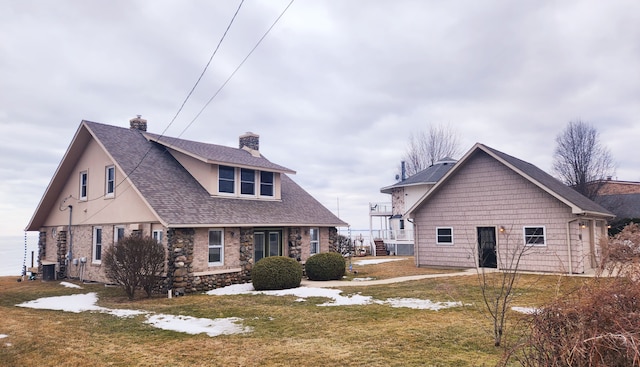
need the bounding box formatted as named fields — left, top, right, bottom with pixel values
left=239, top=132, right=259, bottom=151
left=129, top=115, right=147, bottom=131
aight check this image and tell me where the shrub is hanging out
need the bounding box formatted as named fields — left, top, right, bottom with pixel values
left=103, top=235, right=165, bottom=300
left=305, top=252, right=345, bottom=281
left=252, top=256, right=302, bottom=291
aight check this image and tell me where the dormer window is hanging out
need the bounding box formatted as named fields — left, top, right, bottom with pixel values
left=240, top=168, right=255, bottom=195
left=219, top=165, right=235, bottom=194
left=260, top=171, right=274, bottom=197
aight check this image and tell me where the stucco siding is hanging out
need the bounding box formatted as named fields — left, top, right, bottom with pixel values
left=414, top=151, right=584, bottom=273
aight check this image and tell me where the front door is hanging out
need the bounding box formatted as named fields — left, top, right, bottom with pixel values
left=254, top=229, right=282, bottom=263
left=478, top=227, right=497, bottom=268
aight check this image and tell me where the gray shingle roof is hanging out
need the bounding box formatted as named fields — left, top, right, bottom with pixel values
left=406, top=143, right=614, bottom=217
left=380, top=158, right=456, bottom=194
left=144, top=132, right=295, bottom=173
left=84, top=120, right=346, bottom=227
left=596, top=194, right=640, bottom=219
left=481, top=144, right=614, bottom=216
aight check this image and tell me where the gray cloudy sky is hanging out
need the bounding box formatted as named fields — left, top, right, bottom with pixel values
left=1, top=0, right=639, bottom=237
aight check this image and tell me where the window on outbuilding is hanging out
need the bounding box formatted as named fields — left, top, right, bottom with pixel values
left=524, top=226, right=545, bottom=246
left=436, top=227, right=453, bottom=245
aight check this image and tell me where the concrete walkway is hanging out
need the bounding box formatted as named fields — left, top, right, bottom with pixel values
left=300, top=268, right=479, bottom=288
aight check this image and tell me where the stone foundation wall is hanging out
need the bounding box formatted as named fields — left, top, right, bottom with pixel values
left=167, top=227, right=253, bottom=295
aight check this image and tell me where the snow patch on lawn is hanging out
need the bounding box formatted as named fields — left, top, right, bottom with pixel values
left=60, top=281, right=82, bottom=289
left=207, top=283, right=461, bottom=310
left=512, top=306, right=539, bottom=314
left=16, top=293, right=249, bottom=337
left=352, top=258, right=406, bottom=266
left=0, top=334, right=7, bottom=339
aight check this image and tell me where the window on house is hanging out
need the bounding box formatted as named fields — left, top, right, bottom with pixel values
left=93, top=226, right=102, bottom=263
left=105, top=165, right=115, bottom=197
left=208, top=229, right=224, bottom=265
left=436, top=227, right=453, bottom=244
left=219, top=166, right=235, bottom=194
left=80, top=171, right=88, bottom=200
left=114, top=225, right=125, bottom=244
left=260, top=171, right=274, bottom=197
left=310, top=228, right=319, bottom=255
left=524, top=226, right=546, bottom=246
left=153, top=230, right=163, bottom=244
left=240, top=168, right=255, bottom=195
left=399, top=219, right=405, bottom=230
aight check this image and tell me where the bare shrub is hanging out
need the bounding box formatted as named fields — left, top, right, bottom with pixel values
left=506, top=223, right=640, bottom=366
left=511, top=278, right=640, bottom=367
left=103, top=235, right=165, bottom=300
left=599, top=223, right=640, bottom=280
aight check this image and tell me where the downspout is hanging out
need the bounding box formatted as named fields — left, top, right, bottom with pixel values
left=67, top=205, right=73, bottom=277
left=408, top=218, right=418, bottom=266
left=566, top=218, right=579, bottom=274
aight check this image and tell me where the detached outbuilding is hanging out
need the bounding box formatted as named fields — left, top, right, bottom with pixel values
left=406, top=143, right=614, bottom=274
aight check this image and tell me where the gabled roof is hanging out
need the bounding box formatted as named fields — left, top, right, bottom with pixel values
left=596, top=193, right=640, bottom=219
left=27, top=120, right=346, bottom=230
left=406, top=143, right=615, bottom=218
left=380, top=157, right=456, bottom=194
left=144, top=132, right=295, bottom=174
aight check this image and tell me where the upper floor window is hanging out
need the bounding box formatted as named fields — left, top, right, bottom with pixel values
left=240, top=168, right=255, bottom=195
left=208, top=229, right=224, bottom=265
left=436, top=227, right=453, bottom=245
left=524, top=226, right=546, bottom=246
left=80, top=171, right=88, bottom=200
left=260, top=171, right=274, bottom=197
left=219, top=166, right=235, bottom=194
left=105, top=165, right=115, bottom=197
left=310, top=228, right=319, bottom=255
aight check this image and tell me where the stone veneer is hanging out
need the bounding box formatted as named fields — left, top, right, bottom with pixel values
left=288, top=227, right=302, bottom=261
left=328, top=227, right=338, bottom=252
left=166, top=227, right=253, bottom=295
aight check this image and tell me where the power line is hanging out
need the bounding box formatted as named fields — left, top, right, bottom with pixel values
left=159, top=0, right=245, bottom=138
left=177, top=0, right=295, bottom=138
left=69, top=2, right=246, bottom=208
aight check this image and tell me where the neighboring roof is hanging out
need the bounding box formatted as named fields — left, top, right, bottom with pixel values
left=596, top=194, right=640, bottom=219
left=380, top=158, right=457, bottom=194
left=595, top=180, right=640, bottom=195
left=144, top=132, right=295, bottom=174
left=406, top=143, right=615, bottom=218
left=26, top=120, right=346, bottom=230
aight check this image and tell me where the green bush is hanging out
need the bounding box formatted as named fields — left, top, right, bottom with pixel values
left=252, top=256, right=302, bottom=291
left=305, top=252, right=345, bottom=281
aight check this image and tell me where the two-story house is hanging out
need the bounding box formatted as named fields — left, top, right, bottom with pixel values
left=26, top=117, right=347, bottom=294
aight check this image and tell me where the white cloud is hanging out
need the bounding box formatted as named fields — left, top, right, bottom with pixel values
left=1, top=0, right=639, bottom=236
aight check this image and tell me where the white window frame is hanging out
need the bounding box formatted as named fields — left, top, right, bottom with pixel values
left=93, top=226, right=102, bottom=263
left=523, top=226, right=546, bottom=246
left=114, top=225, right=125, bottom=244
left=240, top=168, right=256, bottom=196
left=80, top=171, right=88, bottom=201
left=218, top=165, right=235, bottom=195
left=436, top=227, right=454, bottom=245
left=208, top=229, right=224, bottom=266
left=152, top=230, right=163, bottom=244
left=105, top=165, right=115, bottom=198
left=310, top=228, right=319, bottom=255
left=260, top=171, right=274, bottom=197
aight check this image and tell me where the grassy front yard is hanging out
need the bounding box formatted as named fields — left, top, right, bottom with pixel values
left=0, top=259, right=589, bottom=366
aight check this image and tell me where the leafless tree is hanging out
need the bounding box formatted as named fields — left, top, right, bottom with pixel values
left=552, top=120, right=615, bottom=200
left=401, top=124, right=461, bottom=177
left=476, top=225, right=534, bottom=347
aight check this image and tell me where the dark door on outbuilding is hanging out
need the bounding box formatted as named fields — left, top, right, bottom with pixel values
left=477, top=227, right=497, bottom=268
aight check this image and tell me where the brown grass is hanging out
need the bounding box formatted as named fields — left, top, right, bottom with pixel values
left=344, top=256, right=461, bottom=280
left=0, top=259, right=590, bottom=367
